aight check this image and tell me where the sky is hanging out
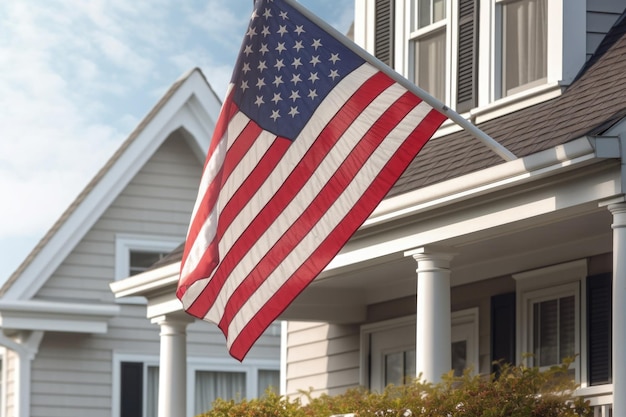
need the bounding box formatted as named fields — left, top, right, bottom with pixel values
left=0, top=0, right=355, bottom=283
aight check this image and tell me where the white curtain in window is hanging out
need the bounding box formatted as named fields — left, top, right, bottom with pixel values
left=533, top=295, right=575, bottom=367
left=415, top=27, right=446, bottom=102
left=146, top=366, right=159, bottom=417
left=257, top=370, right=280, bottom=396
left=503, top=0, right=547, bottom=94
left=195, top=371, right=246, bottom=415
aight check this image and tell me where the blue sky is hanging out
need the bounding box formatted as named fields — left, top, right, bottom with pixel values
left=0, top=0, right=354, bottom=283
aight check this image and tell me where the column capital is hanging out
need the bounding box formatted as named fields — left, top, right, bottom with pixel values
left=151, top=312, right=195, bottom=327
left=405, top=246, right=456, bottom=266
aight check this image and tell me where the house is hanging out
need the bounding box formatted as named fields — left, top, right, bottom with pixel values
left=112, top=1, right=626, bottom=417
left=0, top=68, right=281, bottom=417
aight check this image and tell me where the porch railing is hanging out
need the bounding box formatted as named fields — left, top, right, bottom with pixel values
left=578, top=384, right=613, bottom=417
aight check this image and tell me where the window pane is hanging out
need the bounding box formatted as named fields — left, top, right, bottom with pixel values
left=385, top=352, right=403, bottom=386
left=451, top=341, right=467, bottom=377
left=534, top=299, right=558, bottom=366
left=258, top=370, right=280, bottom=396
left=418, top=0, right=431, bottom=28
left=433, top=0, right=446, bottom=22
left=129, top=251, right=166, bottom=276
left=502, top=0, right=547, bottom=95
left=385, top=349, right=416, bottom=387
left=404, top=349, right=416, bottom=382
left=195, top=371, right=246, bottom=415
left=414, top=28, right=446, bottom=102
left=534, top=295, right=576, bottom=368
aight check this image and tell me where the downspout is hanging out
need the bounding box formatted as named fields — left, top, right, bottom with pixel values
left=0, top=331, right=44, bottom=417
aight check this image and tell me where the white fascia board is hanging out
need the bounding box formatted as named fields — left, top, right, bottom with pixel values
left=110, top=261, right=181, bottom=299
left=5, top=70, right=218, bottom=301
left=365, top=136, right=596, bottom=228
left=0, top=300, right=120, bottom=334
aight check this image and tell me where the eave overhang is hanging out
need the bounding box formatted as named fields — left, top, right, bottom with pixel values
left=0, top=300, right=120, bottom=334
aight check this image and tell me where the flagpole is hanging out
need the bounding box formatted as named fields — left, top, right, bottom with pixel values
left=283, top=0, right=518, bottom=162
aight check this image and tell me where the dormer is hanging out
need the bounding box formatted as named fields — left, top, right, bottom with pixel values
left=355, top=0, right=623, bottom=125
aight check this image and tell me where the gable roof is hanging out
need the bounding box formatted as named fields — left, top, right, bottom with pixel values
left=390, top=9, right=626, bottom=197
left=1, top=68, right=221, bottom=300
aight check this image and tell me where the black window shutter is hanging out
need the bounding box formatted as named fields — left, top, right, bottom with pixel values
left=374, top=0, right=394, bottom=69
left=456, top=0, right=477, bottom=112
left=121, top=362, right=144, bottom=417
left=491, top=292, right=516, bottom=374
left=587, top=273, right=612, bottom=385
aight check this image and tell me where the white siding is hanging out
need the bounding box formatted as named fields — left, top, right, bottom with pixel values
left=586, top=0, right=624, bottom=59
left=285, top=321, right=360, bottom=401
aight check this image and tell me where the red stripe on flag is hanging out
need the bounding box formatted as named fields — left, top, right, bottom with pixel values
left=228, top=108, right=448, bottom=360
left=184, top=72, right=394, bottom=320
left=217, top=137, right=291, bottom=239
left=217, top=91, right=422, bottom=333
left=180, top=97, right=239, bottom=278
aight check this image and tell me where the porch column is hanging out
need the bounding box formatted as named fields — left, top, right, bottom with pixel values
left=151, top=313, right=194, bottom=417
left=406, top=246, right=455, bottom=383
left=609, top=202, right=626, bottom=416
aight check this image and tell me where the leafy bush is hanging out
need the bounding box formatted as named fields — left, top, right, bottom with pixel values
left=196, top=361, right=592, bottom=417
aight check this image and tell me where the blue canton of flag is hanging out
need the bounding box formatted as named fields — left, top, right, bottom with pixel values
left=231, top=0, right=364, bottom=140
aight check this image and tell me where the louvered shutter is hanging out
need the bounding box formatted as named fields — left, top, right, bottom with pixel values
left=491, top=292, right=516, bottom=375
left=456, top=0, right=477, bottom=112
left=374, top=0, right=394, bottom=68
left=587, top=273, right=612, bottom=385
left=121, top=362, right=143, bottom=417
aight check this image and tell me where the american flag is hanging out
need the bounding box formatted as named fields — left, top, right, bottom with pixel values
left=177, top=0, right=447, bottom=360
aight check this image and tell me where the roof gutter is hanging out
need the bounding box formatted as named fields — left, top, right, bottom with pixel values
left=364, top=136, right=599, bottom=229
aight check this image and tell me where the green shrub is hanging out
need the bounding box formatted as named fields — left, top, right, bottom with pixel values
left=196, top=361, right=592, bottom=417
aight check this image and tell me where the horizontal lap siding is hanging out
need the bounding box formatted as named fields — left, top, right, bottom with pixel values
left=586, top=0, right=624, bottom=58
left=37, top=134, right=201, bottom=302
left=285, top=322, right=360, bottom=401
left=26, top=134, right=257, bottom=417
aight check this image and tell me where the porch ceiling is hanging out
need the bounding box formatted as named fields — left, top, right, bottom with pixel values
left=280, top=190, right=614, bottom=324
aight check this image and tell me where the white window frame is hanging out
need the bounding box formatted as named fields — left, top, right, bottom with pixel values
left=481, top=0, right=585, bottom=107
left=403, top=0, right=456, bottom=108
left=112, top=353, right=279, bottom=417
left=514, top=259, right=587, bottom=384
left=114, top=234, right=181, bottom=304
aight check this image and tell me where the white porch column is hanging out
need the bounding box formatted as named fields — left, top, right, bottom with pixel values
left=151, top=313, right=194, bottom=417
left=406, top=246, right=455, bottom=383
left=609, top=202, right=626, bottom=416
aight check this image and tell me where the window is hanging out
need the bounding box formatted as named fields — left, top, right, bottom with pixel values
left=129, top=250, right=168, bottom=276
left=114, top=355, right=279, bottom=417
left=533, top=295, right=575, bottom=368
left=114, top=234, right=180, bottom=304
left=515, top=260, right=585, bottom=381
left=410, top=0, right=448, bottom=102
left=499, top=0, right=547, bottom=96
